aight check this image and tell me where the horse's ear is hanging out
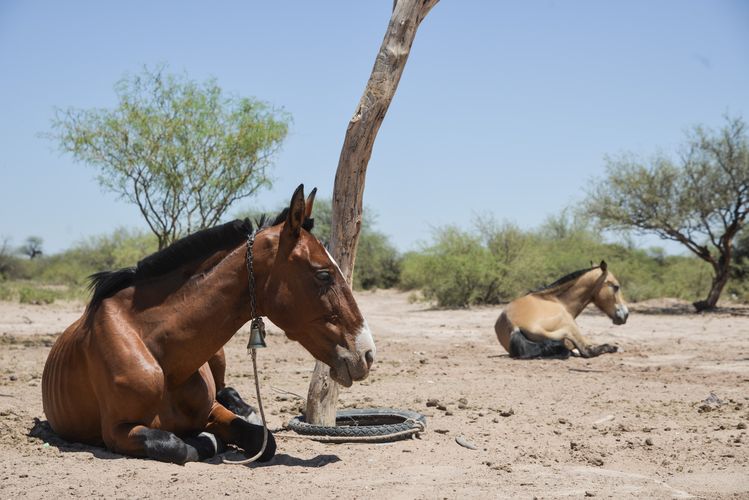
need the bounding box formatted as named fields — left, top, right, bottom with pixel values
left=286, top=184, right=306, bottom=238
left=304, top=187, right=317, bottom=219
left=600, top=260, right=608, bottom=271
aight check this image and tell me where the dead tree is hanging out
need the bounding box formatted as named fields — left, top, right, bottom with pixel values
left=305, top=0, right=439, bottom=425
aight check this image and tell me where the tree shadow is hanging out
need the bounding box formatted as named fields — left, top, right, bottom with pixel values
left=221, top=453, right=341, bottom=468
left=630, top=302, right=749, bottom=316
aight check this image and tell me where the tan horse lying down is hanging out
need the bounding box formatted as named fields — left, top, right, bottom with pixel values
left=42, top=185, right=375, bottom=464
left=495, top=261, right=629, bottom=358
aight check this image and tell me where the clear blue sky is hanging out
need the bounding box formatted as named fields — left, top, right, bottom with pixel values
left=1, top=1, right=747, bottom=255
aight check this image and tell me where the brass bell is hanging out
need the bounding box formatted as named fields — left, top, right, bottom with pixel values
left=247, top=318, right=267, bottom=350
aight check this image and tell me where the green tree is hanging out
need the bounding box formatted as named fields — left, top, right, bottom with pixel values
left=585, top=116, right=749, bottom=311
left=50, top=66, right=291, bottom=249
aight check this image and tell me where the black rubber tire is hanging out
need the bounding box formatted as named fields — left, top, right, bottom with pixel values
left=287, top=408, right=426, bottom=440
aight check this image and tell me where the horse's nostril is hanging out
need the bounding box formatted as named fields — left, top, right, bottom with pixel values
left=364, top=350, right=375, bottom=369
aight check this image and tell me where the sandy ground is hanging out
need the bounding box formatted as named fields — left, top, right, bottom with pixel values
left=1, top=290, right=748, bottom=499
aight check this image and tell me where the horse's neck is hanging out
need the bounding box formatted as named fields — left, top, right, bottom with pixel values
left=556, top=274, right=599, bottom=318
left=154, top=244, right=255, bottom=385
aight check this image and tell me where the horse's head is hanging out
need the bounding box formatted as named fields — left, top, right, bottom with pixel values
left=592, top=261, right=629, bottom=325
left=255, top=185, right=375, bottom=387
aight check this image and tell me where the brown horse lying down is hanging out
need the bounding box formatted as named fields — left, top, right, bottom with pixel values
left=41, top=185, right=375, bottom=464
left=494, top=261, right=629, bottom=359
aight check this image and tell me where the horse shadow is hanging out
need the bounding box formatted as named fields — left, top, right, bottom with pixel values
left=29, top=418, right=125, bottom=461
left=29, top=418, right=341, bottom=468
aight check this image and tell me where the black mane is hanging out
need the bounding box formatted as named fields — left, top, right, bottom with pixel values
left=86, top=210, right=315, bottom=310
left=87, top=218, right=253, bottom=310
left=135, top=219, right=253, bottom=280
left=530, top=265, right=600, bottom=294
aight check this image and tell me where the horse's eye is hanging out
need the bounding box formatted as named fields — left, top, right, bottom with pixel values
left=316, top=270, right=333, bottom=284
left=612, top=284, right=620, bottom=293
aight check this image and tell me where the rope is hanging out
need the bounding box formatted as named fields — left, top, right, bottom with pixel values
left=221, top=348, right=269, bottom=465
left=223, top=230, right=268, bottom=465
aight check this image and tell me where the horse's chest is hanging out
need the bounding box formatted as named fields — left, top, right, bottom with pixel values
left=158, top=364, right=216, bottom=433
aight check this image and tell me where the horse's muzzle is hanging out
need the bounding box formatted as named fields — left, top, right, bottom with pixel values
left=613, top=305, right=629, bottom=325
left=329, top=323, right=376, bottom=387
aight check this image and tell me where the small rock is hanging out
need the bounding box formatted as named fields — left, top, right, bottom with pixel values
left=437, top=404, right=448, bottom=411
left=455, top=436, right=477, bottom=450
left=434, top=429, right=449, bottom=434
left=458, top=397, right=468, bottom=405
left=500, top=408, right=514, bottom=417
left=445, top=411, right=454, bottom=416
left=9, top=375, right=17, bottom=381
left=737, top=422, right=747, bottom=430
left=645, top=438, right=653, bottom=446
left=558, top=418, right=567, bottom=424
left=570, top=441, right=578, bottom=450
left=426, top=399, right=439, bottom=408
left=585, top=491, right=595, bottom=497
left=698, top=392, right=723, bottom=413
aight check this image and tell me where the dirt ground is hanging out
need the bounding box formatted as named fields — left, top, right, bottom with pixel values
left=1, top=290, right=748, bottom=499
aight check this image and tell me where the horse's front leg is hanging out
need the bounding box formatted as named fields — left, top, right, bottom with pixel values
left=205, top=402, right=276, bottom=462
left=543, top=323, right=617, bottom=358
left=104, top=422, right=219, bottom=464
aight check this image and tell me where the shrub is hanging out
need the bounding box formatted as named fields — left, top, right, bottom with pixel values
left=401, top=213, right=722, bottom=308
left=19, top=286, right=59, bottom=305
left=354, top=229, right=402, bottom=290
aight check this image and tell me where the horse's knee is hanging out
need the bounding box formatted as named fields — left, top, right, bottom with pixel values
left=229, top=418, right=276, bottom=462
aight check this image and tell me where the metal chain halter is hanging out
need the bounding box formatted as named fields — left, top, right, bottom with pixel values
left=223, top=229, right=268, bottom=465
left=245, top=230, right=266, bottom=350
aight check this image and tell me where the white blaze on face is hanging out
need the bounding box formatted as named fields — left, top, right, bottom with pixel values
left=324, top=246, right=376, bottom=360
left=356, top=319, right=376, bottom=360
left=324, top=246, right=345, bottom=276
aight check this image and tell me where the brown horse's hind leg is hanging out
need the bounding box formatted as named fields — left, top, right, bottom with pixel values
left=206, top=402, right=276, bottom=462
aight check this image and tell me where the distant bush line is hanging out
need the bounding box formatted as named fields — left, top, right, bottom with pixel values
left=2, top=214, right=747, bottom=309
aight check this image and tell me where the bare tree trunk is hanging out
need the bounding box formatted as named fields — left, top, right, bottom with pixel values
left=305, top=0, right=439, bottom=426
left=694, top=264, right=731, bottom=311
